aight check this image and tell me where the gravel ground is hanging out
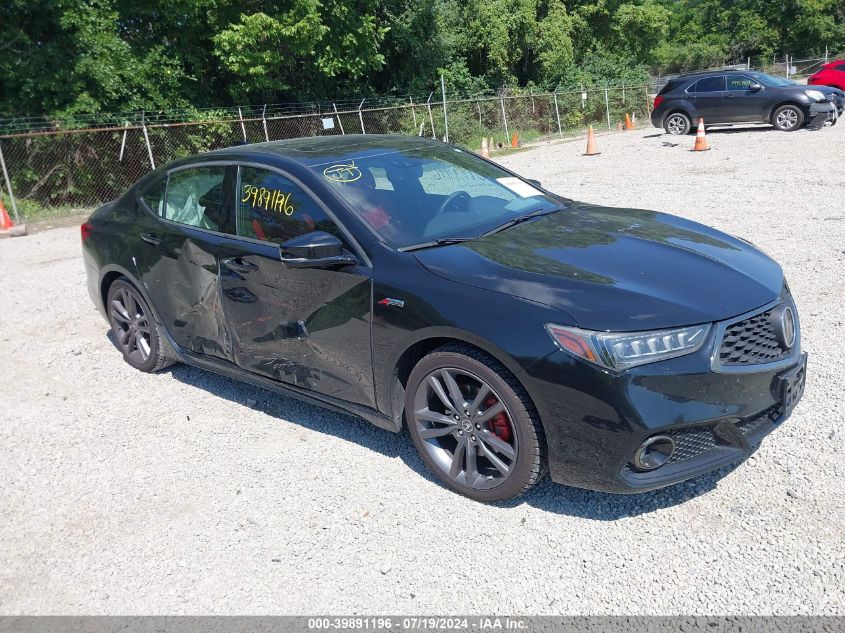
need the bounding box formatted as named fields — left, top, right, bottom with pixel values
left=1, top=123, right=843, bottom=615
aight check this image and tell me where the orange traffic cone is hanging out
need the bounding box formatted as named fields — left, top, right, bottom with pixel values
left=510, top=132, right=519, bottom=148
left=480, top=137, right=490, bottom=158
left=583, top=126, right=601, bottom=156
left=692, top=118, right=710, bottom=152
left=0, top=199, right=13, bottom=230
left=624, top=112, right=635, bottom=130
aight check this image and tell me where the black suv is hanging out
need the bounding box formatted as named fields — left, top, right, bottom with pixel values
left=652, top=69, right=845, bottom=134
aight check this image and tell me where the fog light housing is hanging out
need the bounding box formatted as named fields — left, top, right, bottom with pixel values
left=632, top=436, right=675, bottom=471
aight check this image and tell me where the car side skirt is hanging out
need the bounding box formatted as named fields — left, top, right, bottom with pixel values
left=178, top=348, right=400, bottom=433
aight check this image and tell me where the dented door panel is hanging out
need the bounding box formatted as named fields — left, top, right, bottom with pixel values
left=217, top=236, right=375, bottom=408
left=134, top=215, right=234, bottom=362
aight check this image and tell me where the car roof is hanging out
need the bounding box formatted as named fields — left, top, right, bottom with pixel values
left=203, top=134, right=445, bottom=167
left=673, top=69, right=751, bottom=80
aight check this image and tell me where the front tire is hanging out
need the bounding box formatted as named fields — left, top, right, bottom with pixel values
left=404, top=344, right=545, bottom=502
left=772, top=105, right=804, bottom=131
left=107, top=279, right=175, bottom=372
left=664, top=112, right=692, bottom=135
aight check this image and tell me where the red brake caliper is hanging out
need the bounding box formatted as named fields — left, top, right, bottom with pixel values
left=484, top=396, right=511, bottom=443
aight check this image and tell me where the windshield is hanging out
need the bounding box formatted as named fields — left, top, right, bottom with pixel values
left=311, top=144, right=561, bottom=248
left=751, top=72, right=796, bottom=88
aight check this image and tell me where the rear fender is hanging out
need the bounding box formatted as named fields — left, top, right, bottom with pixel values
left=98, top=264, right=182, bottom=360
left=661, top=105, right=695, bottom=126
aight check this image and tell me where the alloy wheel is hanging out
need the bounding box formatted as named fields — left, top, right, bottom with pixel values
left=666, top=114, right=690, bottom=135
left=110, top=287, right=152, bottom=364
left=776, top=108, right=799, bottom=130
left=413, top=368, right=518, bottom=490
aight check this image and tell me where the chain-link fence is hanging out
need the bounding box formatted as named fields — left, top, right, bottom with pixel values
left=0, top=85, right=651, bottom=221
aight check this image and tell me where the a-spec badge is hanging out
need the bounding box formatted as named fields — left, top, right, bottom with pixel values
left=378, top=298, right=405, bottom=308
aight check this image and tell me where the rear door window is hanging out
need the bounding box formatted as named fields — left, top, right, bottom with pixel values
left=690, top=76, right=726, bottom=92
left=164, top=166, right=228, bottom=231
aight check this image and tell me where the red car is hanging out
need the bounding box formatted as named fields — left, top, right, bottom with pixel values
left=809, top=60, right=845, bottom=90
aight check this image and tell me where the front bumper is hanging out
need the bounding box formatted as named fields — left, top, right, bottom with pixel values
left=808, top=101, right=838, bottom=127
left=622, top=353, right=806, bottom=491
left=522, top=324, right=807, bottom=494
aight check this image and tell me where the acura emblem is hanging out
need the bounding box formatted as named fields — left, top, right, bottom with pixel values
left=770, top=305, right=796, bottom=349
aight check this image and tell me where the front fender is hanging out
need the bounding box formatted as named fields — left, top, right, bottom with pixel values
left=370, top=250, right=566, bottom=424
left=767, top=97, right=812, bottom=120
left=387, top=326, right=528, bottom=385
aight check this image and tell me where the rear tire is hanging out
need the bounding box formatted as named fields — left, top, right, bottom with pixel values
left=664, top=112, right=692, bottom=135
left=772, top=105, right=804, bottom=131
left=106, top=279, right=175, bottom=372
left=404, top=344, right=545, bottom=502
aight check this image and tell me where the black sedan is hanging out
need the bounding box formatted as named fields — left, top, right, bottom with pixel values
left=652, top=69, right=844, bottom=134
left=81, top=135, right=807, bottom=502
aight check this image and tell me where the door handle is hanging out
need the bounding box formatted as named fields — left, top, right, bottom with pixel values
left=221, top=257, right=259, bottom=273
left=140, top=232, right=161, bottom=246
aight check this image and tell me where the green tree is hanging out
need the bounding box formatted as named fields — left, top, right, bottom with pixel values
left=2, top=0, right=844, bottom=120
left=212, top=1, right=388, bottom=101
left=0, top=0, right=193, bottom=118
left=536, top=1, right=576, bottom=85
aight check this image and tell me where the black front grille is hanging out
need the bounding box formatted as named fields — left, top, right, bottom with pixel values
left=718, top=308, right=791, bottom=366
left=665, top=426, right=717, bottom=465
left=660, top=406, right=778, bottom=466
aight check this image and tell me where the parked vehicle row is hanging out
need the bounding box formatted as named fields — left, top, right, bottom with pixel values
left=652, top=69, right=845, bottom=134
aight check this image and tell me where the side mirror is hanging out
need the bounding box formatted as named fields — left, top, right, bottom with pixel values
left=280, top=231, right=356, bottom=269
left=749, top=83, right=763, bottom=91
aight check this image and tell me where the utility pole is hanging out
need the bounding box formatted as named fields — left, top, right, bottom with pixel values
left=440, top=74, right=449, bottom=143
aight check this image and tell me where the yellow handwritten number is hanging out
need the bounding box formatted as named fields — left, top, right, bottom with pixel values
left=242, top=184, right=294, bottom=216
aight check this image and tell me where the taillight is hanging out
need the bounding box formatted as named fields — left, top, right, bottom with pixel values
left=80, top=222, right=93, bottom=242
left=653, top=95, right=665, bottom=109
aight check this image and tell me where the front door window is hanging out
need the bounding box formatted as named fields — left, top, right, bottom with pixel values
left=236, top=167, right=342, bottom=243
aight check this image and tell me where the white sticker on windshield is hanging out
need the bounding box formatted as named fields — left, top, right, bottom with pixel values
left=496, top=177, right=543, bottom=198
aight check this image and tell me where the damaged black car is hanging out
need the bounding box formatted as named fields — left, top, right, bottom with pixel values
left=82, top=135, right=807, bottom=502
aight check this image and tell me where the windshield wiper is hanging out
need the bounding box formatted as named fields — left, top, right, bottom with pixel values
left=398, top=237, right=475, bottom=253
left=481, top=206, right=562, bottom=238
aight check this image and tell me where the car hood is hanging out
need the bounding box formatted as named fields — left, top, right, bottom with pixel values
left=808, top=83, right=843, bottom=93
left=785, top=84, right=843, bottom=99
left=413, top=203, right=784, bottom=331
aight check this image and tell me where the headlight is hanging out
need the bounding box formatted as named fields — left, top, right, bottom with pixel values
left=805, top=90, right=826, bottom=102
left=545, top=323, right=711, bottom=371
